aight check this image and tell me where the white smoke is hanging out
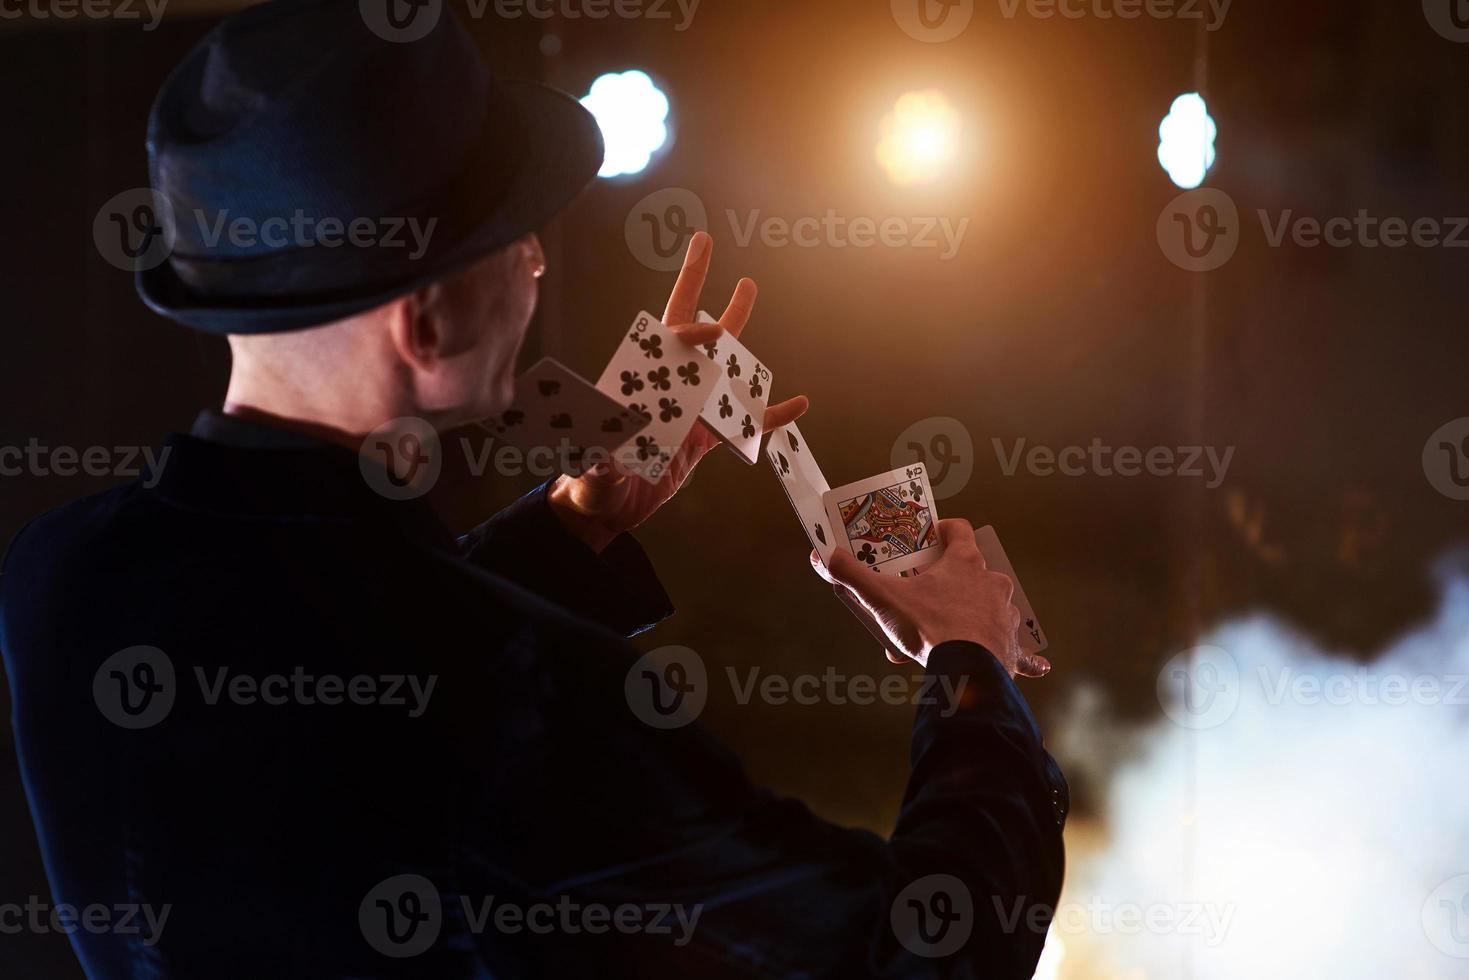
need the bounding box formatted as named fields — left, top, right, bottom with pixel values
left=1057, top=562, right=1469, bottom=980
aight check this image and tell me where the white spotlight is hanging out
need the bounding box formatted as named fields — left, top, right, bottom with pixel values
left=579, top=70, right=670, bottom=179
left=1157, top=92, right=1217, bottom=189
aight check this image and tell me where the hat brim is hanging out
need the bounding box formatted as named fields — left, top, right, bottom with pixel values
left=136, top=79, right=604, bottom=335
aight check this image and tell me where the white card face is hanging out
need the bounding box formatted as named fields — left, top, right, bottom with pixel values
left=765, top=421, right=837, bottom=564
left=693, top=310, right=771, bottom=465
left=821, top=463, right=943, bottom=575
left=594, top=311, right=718, bottom=485
left=483, top=357, right=651, bottom=477
left=974, top=525, right=1048, bottom=655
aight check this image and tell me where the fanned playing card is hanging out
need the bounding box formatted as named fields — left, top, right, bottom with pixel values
left=693, top=310, right=771, bottom=465
left=482, top=357, right=651, bottom=477
left=765, top=421, right=837, bottom=564
left=821, top=463, right=943, bottom=575
left=594, top=311, right=717, bottom=484
left=974, top=525, right=1048, bottom=655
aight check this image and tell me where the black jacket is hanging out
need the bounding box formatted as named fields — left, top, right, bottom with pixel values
left=0, top=412, right=1068, bottom=978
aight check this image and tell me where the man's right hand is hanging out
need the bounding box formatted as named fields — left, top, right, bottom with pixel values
left=814, top=519, right=1052, bottom=678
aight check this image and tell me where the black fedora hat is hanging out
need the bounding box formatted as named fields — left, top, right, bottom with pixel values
left=137, top=0, right=604, bottom=334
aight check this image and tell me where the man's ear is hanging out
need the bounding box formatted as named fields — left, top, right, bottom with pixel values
left=386, top=287, right=441, bottom=371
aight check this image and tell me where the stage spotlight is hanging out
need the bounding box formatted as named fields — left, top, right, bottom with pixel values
left=579, top=70, right=670, bottom=179
left=1157, top=92, right=1217, bottom=189
left=876, top=89, right=961, bottom=187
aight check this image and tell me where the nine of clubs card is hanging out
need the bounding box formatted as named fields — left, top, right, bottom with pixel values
left=694, top=310, right=771, bottom=465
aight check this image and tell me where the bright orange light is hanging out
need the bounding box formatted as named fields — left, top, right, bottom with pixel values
left=875, top=89, right=962, bottom=187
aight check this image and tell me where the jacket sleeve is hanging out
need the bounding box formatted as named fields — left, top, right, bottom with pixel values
left=445, top=625, right=1068, bottom=979
left=456, top=481, right=674, bottom=637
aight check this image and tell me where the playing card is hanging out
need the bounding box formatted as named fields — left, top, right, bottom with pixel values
left=822, top=463, right=943, bottom=575
left=765, top=421, right=837, bottom=564
left=482, top=357, right=650, bottom=477
left=595, top=311, right=718, bottom=484
left=974, top=525, right=1048, bottom=655
left=693, top=310, right=771, bottom=465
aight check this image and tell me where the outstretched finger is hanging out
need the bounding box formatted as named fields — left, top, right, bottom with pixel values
left=762, top=396, right=809, bottom=432
left=719, top=278, right=759, bottom=338
left=663, top=231, right=713, bottom=327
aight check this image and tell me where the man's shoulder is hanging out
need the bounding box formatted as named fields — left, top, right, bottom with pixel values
left=1, top=483, right=143, bottom=590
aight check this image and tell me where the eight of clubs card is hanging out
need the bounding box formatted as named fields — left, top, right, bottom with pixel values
left=595, top=311, right=717, bottom=484
left=694, top=310, right=771, bottom=464
left=822, top=463, right=942, bottom=574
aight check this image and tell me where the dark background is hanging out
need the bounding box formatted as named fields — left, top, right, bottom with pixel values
left=3, top=0, right=1467, bottom=975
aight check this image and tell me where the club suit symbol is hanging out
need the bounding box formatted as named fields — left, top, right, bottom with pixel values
left=625, top=646, right=708, bottom=729
left=1423, top=875, right=1469, bottom=957
left=359, top=0, right=441, bottom=43
left=1423, top=418, right=1469, bottom=500
left=625, top=188, right=709, bottom=272
left=1156, top=188, right=1239, bottom=272
left=1157, top=645, right=1240, bottom=729
left=359, top=874, right=442, bottom=958
left=92, top=188, right=176, bottom=272
left=891, top=0, right=973, bottom=42
left=1424, top=0, right=1469, bottom=41
left=92, top=646, right=175, bottom=729
left=890, top=875, right=973, bottom=957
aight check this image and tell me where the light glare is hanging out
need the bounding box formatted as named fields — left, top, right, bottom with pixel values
left=876, top=89, right=962, bottom=187
left=1157, top=92, right=1217, bottom=189
left=580, top=70, right=671, bottom=179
